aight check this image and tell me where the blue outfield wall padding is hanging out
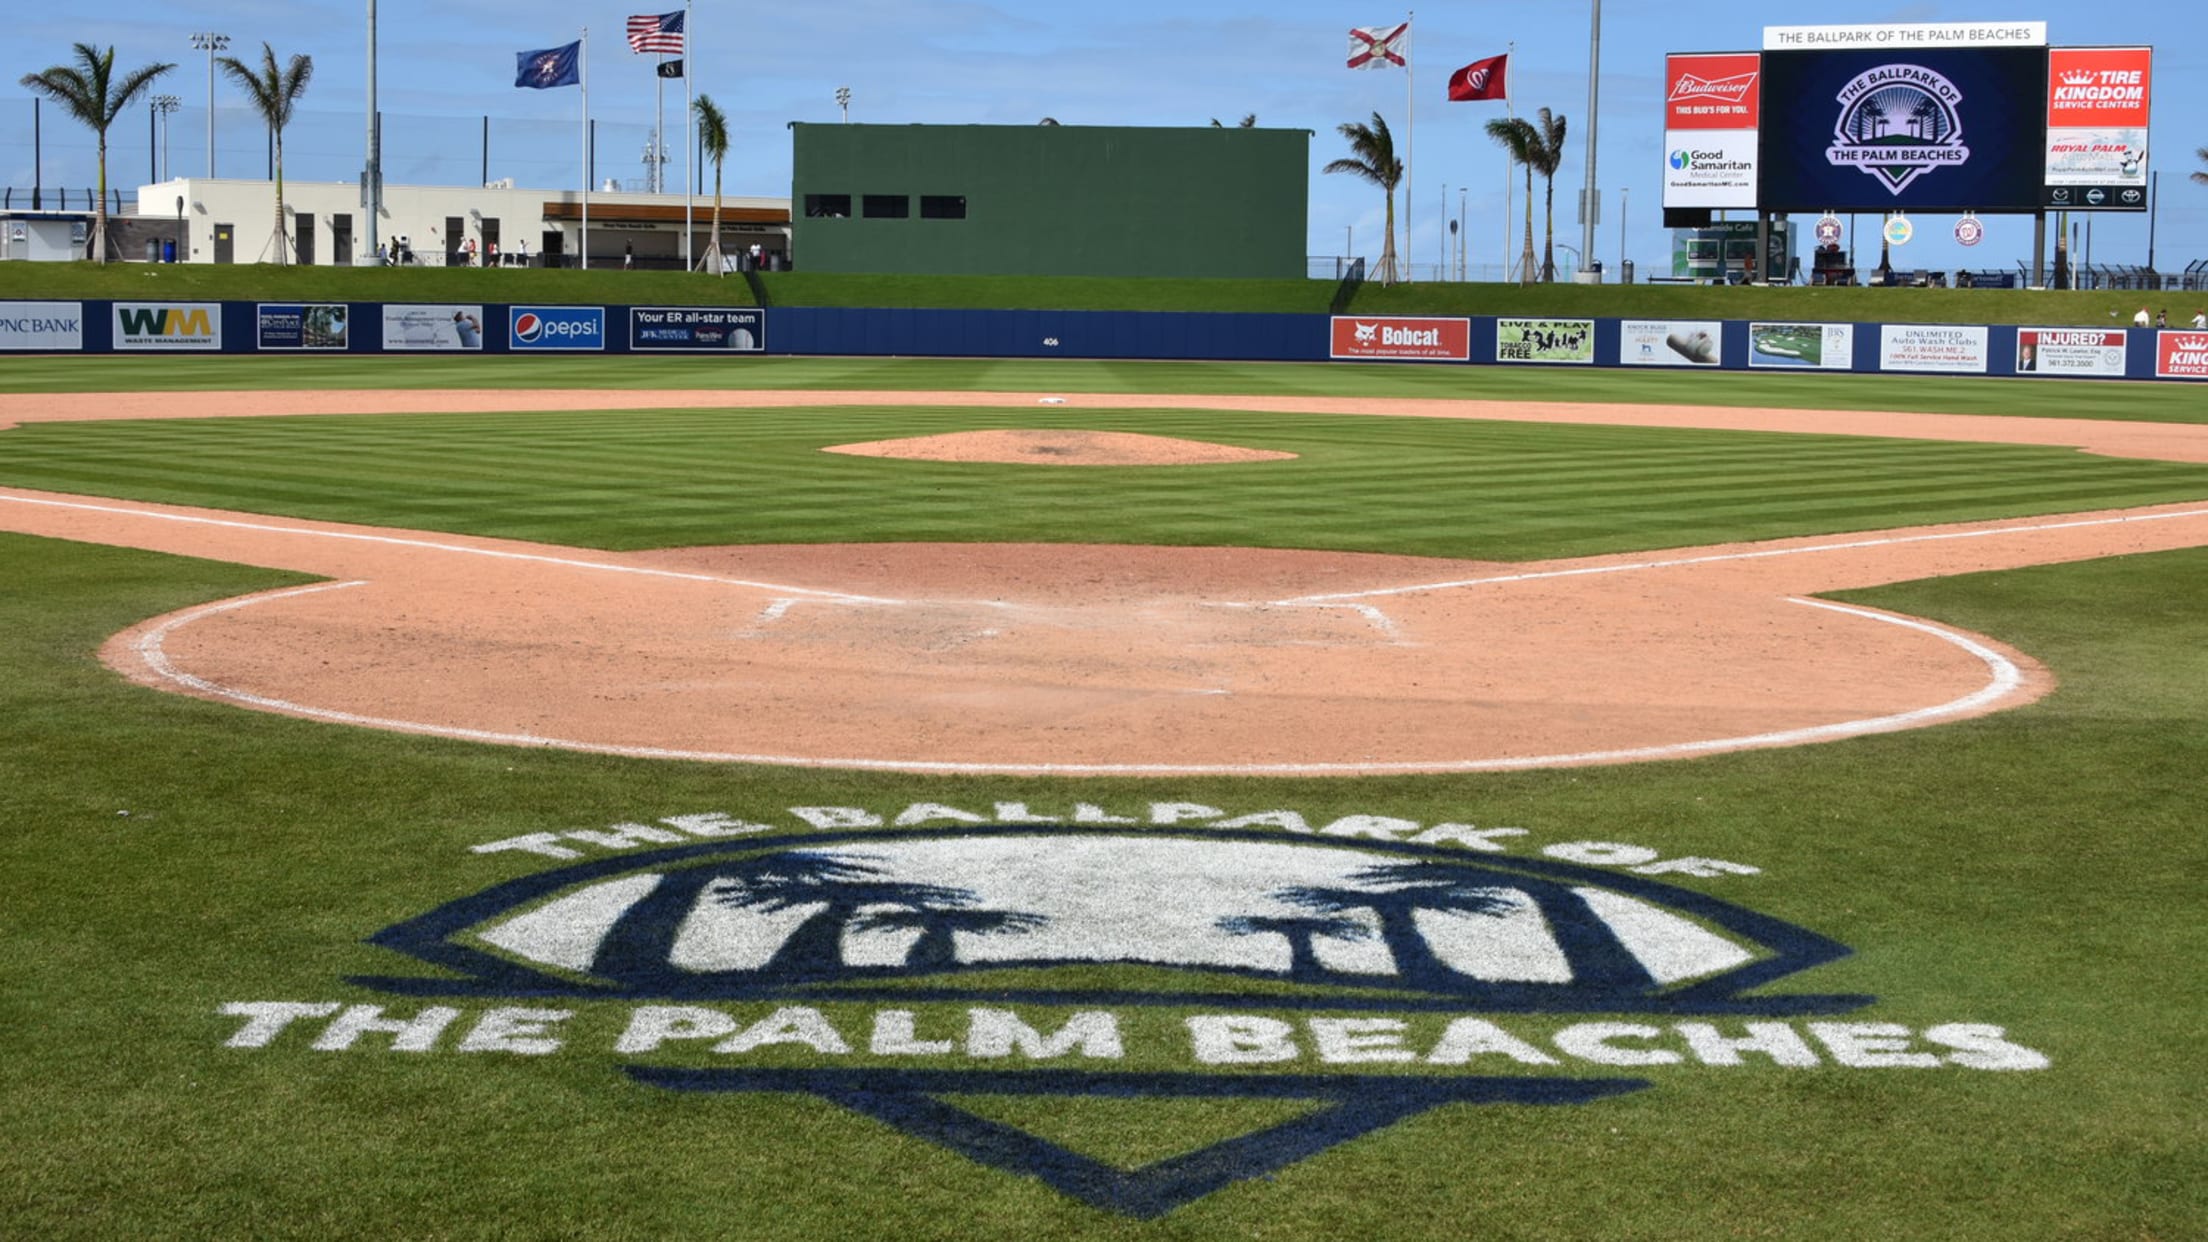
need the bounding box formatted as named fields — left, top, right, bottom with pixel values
left=52, top=300, right=2202, bottom=379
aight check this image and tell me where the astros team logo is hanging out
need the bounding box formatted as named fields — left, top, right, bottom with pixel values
left=1825, top=64, right=1971, bottom=196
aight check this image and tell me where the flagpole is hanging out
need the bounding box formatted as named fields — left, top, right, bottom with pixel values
left=1404, top=10, right=1413, bottom=284
left=684, top=0, right=694, bottom=271
left=654, top=51, right=664, bottom=195
left=580, top=27, right=589, bottom=270
left=1502, top=40, right=1515, bottom=282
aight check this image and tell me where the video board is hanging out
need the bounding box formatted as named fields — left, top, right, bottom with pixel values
left=1756, top=45, right=2048, bottom=213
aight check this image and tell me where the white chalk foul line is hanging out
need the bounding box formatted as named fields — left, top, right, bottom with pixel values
left=129, top=590, right=2030, bottom=776
left=1274, top=506, right=2208, bottom=605
left=0, top=492, right=903, bottom=605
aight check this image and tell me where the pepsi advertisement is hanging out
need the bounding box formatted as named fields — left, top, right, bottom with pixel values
left=1757, top=47, right=2047, bottom=212
left=508, top=305, right=607, bottom=350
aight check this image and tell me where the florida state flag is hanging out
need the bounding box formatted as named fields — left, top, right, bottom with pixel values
left=1447, top=53, right=1508, bottom=102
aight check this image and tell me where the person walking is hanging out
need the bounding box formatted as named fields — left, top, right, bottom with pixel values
left=2132, top=306, right=2151, bottom=328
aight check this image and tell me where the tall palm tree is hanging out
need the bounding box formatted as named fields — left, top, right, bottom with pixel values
left=2193, top=146, right=2208, bottom=188
left=1323, top=112, right=1403, bottom=284
left=1528, top=108, right=1568, bottom=282
left=1484, top=116, right=1539, bottom=285
left=693, top=93, right=729, bottom=273
left=216, top=43, right=313, bottom=264
left=18, top=44, right=174, bottom=263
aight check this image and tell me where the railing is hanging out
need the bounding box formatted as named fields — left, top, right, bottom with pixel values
left=0, top=187, right=128, bottom=213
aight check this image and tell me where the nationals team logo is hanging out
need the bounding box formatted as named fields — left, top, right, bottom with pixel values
left=1825, top=64, right=1971, bottom=196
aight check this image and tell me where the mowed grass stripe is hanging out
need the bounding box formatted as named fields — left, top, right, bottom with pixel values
left=3, top=407, right=2205, bottom=560
left=1, top=354, right=2203, bottom=425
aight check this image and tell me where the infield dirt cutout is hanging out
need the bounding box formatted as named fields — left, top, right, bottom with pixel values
left=4, top=388, right=2207, bottom=775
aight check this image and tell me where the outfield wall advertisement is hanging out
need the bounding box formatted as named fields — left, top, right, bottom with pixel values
left=1749, top=322, right=1854, bottom=369
left=1497, top=318, right=1593, bottom=364
left=2157, top=332, right=2208, bottom=380
left=256, top=304, right=350, bottom=351
left=511, top=306, right=607, bottom=351
left=384, top=305, right=485, bottom=351
left=112, top=302, right=221, bottom=351
left=0, top=301, right=83, bottom=351
left=1329, top=316, right=1470, bottom=361
left=2016, top=327, right=2125, bottom=377
left=1879, top=324, right=1990, bottom=374
left=1619, top=320, right=1722, bottom=366
left=631, top=307, right=765, bottom=351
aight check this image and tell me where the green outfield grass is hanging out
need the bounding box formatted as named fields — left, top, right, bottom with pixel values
left=3, top=403, right=2206, bottom=558
left=0, top=259, right=2182, bottom=324
left=1, top=359, right=2202, bottom=1239
left=0, top=354, right=2202, bottom=424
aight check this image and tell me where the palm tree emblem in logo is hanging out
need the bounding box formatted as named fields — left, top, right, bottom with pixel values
left=1825, top=66, right=1970, bottom=196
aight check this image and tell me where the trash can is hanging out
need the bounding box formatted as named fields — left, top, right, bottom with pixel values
left=163, top=239, right=176, bottom=263
left=1621, top=259, right=1634, bottom=284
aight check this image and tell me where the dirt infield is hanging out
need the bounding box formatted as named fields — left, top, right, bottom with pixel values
left=3, top=389, right=2207, bottom=774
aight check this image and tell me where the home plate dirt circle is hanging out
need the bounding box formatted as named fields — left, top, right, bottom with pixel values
left=5, top=390, right=2208, bottom=775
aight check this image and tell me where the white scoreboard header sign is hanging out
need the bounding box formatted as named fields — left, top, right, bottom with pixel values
left=1763, top=22, right=2046, bottom=50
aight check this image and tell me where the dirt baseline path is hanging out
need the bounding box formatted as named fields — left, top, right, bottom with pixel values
left=3, top=389, right=2207, bottom=774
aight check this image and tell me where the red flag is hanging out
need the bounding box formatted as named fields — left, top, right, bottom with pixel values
left=1447, top=54, right=1508, bottom=102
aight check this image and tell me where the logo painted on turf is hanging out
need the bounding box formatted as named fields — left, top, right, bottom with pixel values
left=222, top=803, right=2051, bottom=1218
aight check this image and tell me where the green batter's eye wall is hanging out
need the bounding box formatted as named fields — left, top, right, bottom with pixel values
left=789, top=122, right=1311, bottom=280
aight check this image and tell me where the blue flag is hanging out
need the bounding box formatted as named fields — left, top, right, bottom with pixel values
left=515, top=41, right=581, bottom=89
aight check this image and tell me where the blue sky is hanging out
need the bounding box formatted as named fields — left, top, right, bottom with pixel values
left=7, top=2, right=2203, bottom=280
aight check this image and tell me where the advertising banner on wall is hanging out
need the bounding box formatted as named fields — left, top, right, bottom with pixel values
left=1329, top=316, right=1471, bottom=361
left=2156, top=332, right=2208, bottom=380
left=383, top=305, right=485, bottom=351
left=1879, top=324, right=1990, bottom=374
left=1496, top=318, right=1594, bottom=365
left=0, top=301, right=84, bottom=351
left=1619, top=320, right=1723, bottom=366
left=1747, top=322, right=1854, bottom=369
left=510, top=306, right=607, bottom=351
left=2015, top=328, right=2126, bottom=377
left=1664, top=53, right=1762, bottom=210
left=1757, top=45, right=2049, bottom=212
left=630, top=307, right=766, bottom=352
left=112, top=303, right=221, bottom=351
left=256, top=304, right=350, bottom=351
left=2042, top=47, right=2151, bottom=211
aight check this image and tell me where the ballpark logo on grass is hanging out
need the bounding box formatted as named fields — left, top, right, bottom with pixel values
left=220, top=801, right=2050, bottom=1218
left=509, top=305, right=606, bottom=350
left=1329, top=316, right=1470, bottom=362
left=113, top=302, right=221, bottom=351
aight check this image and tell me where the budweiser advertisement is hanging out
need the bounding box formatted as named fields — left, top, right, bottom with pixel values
left=1663, top=53, right=1760, bottom=210
left=2157, top=332, right=2208, bottom=381
left=1329, top=316, right=1471, bottom=362
left=2043, top=47, right=2151, bottom=212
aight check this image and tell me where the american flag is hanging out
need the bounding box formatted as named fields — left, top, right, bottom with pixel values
left=626, top=10, right=685, bottom=55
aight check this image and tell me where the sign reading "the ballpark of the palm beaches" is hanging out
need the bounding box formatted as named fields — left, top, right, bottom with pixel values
left=214, top=798, right=2051, bottom=1219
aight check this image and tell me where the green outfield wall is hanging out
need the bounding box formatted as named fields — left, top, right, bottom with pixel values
left=788, top=123, right=1309, bottom=280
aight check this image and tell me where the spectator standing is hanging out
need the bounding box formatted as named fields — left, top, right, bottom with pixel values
left=2132, top=306, right=2151, bottom=328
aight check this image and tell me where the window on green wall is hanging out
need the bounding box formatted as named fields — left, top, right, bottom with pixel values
left=804, top=194, right=850, bottom=218
left=862, top=194, right=911, bottom=219
left=920, top=195, right=967, bottom=219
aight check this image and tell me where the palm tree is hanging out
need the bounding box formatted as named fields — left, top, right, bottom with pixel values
left=693, top=93, right=729, bottom=273
left=1484, top=116, right=1540, bottom=285
left=1217, top=913, right=1371, bottom=977
left=1209, top=114, right=1257, bottom=128
left=2193, top=146, right=2207, bottom=188
left=216, top=43, right=312, bottom=264
left=1528, top=109, right=1568, bottom=282
left=18, top=44, right=174, bottom=263
left=1323, top=112, right=1403, bottom=284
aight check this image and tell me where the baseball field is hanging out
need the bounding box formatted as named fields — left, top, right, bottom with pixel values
left=1, top=347, right=2202, bottom=1238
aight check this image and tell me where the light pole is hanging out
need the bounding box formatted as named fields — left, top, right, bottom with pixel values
left=835, top=86, right=851, bottom=123
left=153, top=95, right=180, bottom=182
left=1618, top=185, right=1627, bottom=278
left=1578, top=0, right=1601, bottom=276
left=190, top=32, right=229, bottom=178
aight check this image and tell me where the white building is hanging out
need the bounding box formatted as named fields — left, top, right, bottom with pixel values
left=126, top=177, right=790, bottom=268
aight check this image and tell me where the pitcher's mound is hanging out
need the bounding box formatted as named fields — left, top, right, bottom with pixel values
left=824, top=429, right=1297, bottom=467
